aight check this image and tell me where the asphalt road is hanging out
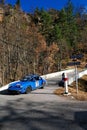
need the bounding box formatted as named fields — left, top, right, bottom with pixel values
left=0, top=77, right=87, bottom=130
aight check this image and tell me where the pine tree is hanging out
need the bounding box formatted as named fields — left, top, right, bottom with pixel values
left=64, top=0, right=78, bottom=49
left=0, top=0, right=4, bottom=5
left=15, top=0, right=20, bottom=8
left=40, top=9, right=52, bottom=45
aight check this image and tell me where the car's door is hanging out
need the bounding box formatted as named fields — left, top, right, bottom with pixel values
left=35, top=76, right=44, bottom=88
left=38, top=77, right=43, bottom=87
left=30, top=77, right=36, bottom=90
left=34, top=76, right=40, bottom=88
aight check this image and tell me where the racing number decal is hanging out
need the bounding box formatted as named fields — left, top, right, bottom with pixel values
left=36, top=81, right=39, bottom=87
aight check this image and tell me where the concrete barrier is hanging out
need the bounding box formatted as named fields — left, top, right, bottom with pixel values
left=0, top=69, right=75, bottom=91
left=79, top=69, right=87, bottom=78
left=0, top=81, right=19, bottom=92
left=0, top=68, right=86, bottom=92
left=0, top=84, right=9, bottom=91
left=41, top=68, right=75, bottom=79
left=68, top=69, right=87, bottom=85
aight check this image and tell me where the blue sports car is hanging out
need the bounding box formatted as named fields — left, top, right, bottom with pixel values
left=8, top=74, right=46, bottom=94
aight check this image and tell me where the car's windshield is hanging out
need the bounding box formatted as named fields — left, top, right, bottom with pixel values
left=20, top=76, right=32, bottom=81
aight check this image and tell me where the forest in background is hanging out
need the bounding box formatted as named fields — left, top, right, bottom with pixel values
left=0, top=0, right=87, bottom=85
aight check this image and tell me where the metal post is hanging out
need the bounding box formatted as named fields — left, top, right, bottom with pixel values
left=64, top=73, right=68, bottom=94
left=75, top=65, right=78, bottom=94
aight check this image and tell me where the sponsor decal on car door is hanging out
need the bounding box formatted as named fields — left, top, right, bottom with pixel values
left=36, top=81, right=39, bottom=87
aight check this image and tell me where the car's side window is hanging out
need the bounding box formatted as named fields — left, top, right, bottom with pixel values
left=31, top=78, right=35, bottom=81
left=39, top=77, right=42, bottom=80
left=35, top=76, right=39, bottom=80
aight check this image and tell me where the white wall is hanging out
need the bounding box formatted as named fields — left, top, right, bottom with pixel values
left=0, top=69, right=87, bottom=91
left=68, top=69, right=87, bottom=85
left=41, top=69, right=75, bottom=79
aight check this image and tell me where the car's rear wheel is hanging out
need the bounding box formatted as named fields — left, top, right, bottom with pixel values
left=25, top=87, right=31, bottom=94
left=40, top=86, right=44, bottom=89
left=40, top=82, right=46, bottom=89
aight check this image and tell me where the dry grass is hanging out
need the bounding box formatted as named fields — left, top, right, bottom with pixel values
left=54, top=75, right=87, bottom=101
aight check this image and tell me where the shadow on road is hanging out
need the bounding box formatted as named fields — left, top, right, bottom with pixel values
left=75, top=111, right=87, bottom=130
left=0, top=89, right=9, bottom=95
left=0, top=91, right=87, bottom=130
left=0, top=89, right=19, bottom=96
left=1, top=99, right=87, bottom=130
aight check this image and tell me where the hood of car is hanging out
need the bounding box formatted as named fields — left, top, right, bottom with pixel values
left=9, top=80, right=30, bottom=87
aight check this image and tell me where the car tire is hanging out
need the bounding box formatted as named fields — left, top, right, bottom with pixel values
left=40, top=82, right=46, bottom=89
left=25, top=87, right=31, bottom=94
left=40, top=86, right=44, bottom=89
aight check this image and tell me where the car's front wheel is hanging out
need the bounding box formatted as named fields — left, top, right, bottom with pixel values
left=25, top=87, right=31, bottom=94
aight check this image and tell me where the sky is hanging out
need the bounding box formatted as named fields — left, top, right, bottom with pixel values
left=5, top=0, right=87, bottom=12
